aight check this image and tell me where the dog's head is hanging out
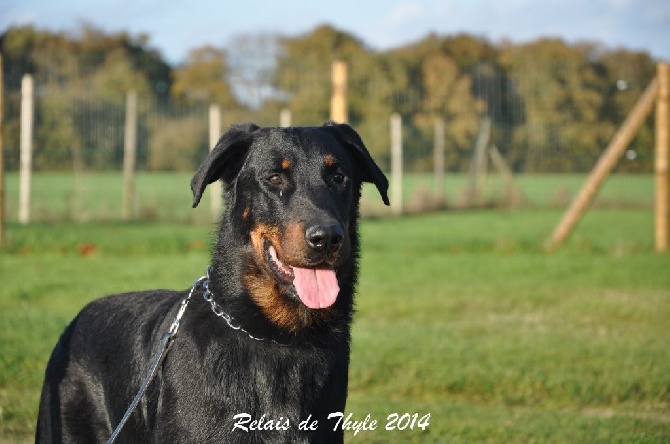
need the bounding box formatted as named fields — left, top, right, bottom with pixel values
left=191, top=122, right=388, bottom=333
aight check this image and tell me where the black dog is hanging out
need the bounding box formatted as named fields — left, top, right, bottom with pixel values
left=36, top=122, right=389, bottom=443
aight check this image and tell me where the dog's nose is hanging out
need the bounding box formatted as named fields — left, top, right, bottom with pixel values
left=306, top=224, right=344, bottom=254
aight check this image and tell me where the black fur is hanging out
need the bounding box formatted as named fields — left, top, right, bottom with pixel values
left=36, top=122, right=388, bottom=443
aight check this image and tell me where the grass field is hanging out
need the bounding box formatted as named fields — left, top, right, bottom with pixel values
left=1, top=173, right=669, bottom=442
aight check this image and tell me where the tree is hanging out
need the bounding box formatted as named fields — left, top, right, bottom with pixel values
left=378, top=35, right=490, bottom=171
left=1, top=23, right=659, bottom=175
left=171, top=46, right=238, bottom=107
left=227, top=33, right=282, bottom=109
left=499, top=39, right=609, bottom=172
left=77, top=24, right=172, bottom=100
left=440, top=33, right=499, bottom=69
left=596, top=49, right=656, bottom=173
left=415, top=51, right=485, bottom=171
left=275, top=25, right=372, bottom=126
left=0, top=24, right=174, bottom=170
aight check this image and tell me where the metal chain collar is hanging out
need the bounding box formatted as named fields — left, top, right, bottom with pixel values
left=201, top=270, right=266, bottom=342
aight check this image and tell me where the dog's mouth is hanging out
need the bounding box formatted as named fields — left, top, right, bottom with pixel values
left=265, top=241, right=339, bottom=309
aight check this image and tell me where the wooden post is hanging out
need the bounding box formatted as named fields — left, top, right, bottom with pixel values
left=19, top=74, right=34, bottom=225
left=390, top=113, right=403, bottom=215
left=464, top=117, right=491, bottom=206
left=547, top=77, right=659, bottom=249
left=209, top=103, right=222, bottom=219
left=656, top=62, right=669, bottom=252
left=0, top=55, right=4, bottom=243
left=123, top=90, right=137, bottom=221
left=434, top=118, right=445, bottom=202
left=280, top=108, right=292, bottom=127
left=330, top=60, right=348, bottom=123
left=489, top=144, right=525, bottom=207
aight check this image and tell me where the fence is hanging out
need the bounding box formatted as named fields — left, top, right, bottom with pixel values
left=0, top=55, right=667, bottom=250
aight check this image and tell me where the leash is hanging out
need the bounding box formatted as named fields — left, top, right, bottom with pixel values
left=106, top=266, right=270, bottom=443
left=105, top=271, right=208, bottom=444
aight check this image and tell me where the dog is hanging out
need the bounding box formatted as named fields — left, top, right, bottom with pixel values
left=36, top=122, right=389, bottom=443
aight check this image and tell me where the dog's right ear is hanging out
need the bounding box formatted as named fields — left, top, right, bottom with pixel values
left=191, top=123, right=259, bottom=208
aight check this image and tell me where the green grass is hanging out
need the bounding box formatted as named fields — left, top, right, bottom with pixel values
left=1, top=208, right=669, bottom=442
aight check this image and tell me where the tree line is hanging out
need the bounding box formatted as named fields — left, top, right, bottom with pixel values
left=0, top=23, right=658, bottom=173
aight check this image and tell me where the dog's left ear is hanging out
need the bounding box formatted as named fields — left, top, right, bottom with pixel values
left=322, top=122, right=390, bottom=206
left=191, top=123, right=260, bottom=208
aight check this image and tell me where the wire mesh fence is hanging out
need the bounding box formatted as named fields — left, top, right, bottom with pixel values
left=0, top=40, right=660, bottom=223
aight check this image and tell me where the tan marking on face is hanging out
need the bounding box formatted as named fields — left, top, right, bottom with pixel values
left=242, top=270, right=310, bottom=334
left=281, top=158, right=292, bottom=170
left=249, top=223, right=281, bottom=265
left=245, top=223, right=336, bottom=332
left=324, top=155, right=336, bottom=166
left=278, top=222, right=309, bottom=263
left=242, top=206, right=250, bottom=219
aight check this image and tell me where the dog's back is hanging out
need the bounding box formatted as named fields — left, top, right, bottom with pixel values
left=37, top=291, right=182, bottom=442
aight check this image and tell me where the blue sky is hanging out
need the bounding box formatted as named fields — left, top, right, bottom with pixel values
left=2, top=0, right=669, bottom=64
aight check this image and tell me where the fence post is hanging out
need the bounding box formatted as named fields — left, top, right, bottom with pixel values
left=464, top=117, right=491, bottom=206
left=0, top=55, right=4, bottom=243
left=547, top=76, right=659, bottom=250
left=390, top=113, right=403, bottom=215
left=123, top=90, right=137, bottom=221
left=280, top=108, right=292, bottom=127
left=19, top=74, right=34, bottom=225
left=656, top=62, right=669, bottom=253
left=330, top=60, right=348, bottom=123
left=209, top=103, right=222, bottom=220
left=489, top=144, right=525, bottom=207
left=434, top=117, right=445, bottom=203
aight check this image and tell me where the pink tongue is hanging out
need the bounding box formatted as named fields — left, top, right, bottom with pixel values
left=292, top=267, right=339, bottom=309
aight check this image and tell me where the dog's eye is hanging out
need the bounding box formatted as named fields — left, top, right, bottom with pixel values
left=332, top=173, right=345, bottom=184
left=266, top=174, right=284, bottom=186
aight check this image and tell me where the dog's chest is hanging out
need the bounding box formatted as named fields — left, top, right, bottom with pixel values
left=152, top=340, right=345, bottom=441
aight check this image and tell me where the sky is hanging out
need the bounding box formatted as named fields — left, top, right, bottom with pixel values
left=1, top=0, right=669, bottom=64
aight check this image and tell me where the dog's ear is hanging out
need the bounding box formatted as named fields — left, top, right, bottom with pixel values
left=322, top=122, right=390, bottom=206
left=191, top=123, right=259, bottom=208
